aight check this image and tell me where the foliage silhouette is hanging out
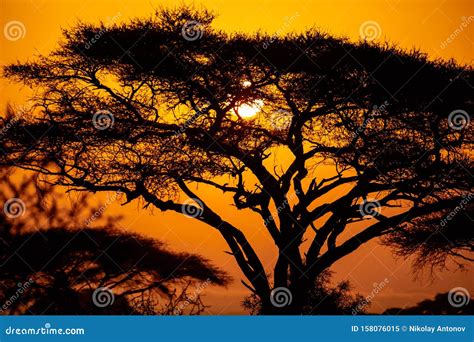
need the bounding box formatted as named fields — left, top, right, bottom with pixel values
left=1, top=6, right=472, bottom=314
left=383, top=292, right=474, bottom=315
left=383, top=202, right=474, bottom=274
left=0, top=170, right=229, bottom=314
left=243, top=270, right=365, bottom=315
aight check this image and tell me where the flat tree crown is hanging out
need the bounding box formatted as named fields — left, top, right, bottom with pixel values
left=1, top=6, right=472, bottom=314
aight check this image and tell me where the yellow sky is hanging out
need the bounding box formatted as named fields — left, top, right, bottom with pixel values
left=1, top=0, right=473, bottom=314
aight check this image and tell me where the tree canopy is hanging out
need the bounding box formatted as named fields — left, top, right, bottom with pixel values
left=1, top=6, right=472, bottom=314
left=0, top=170, right=229, bottom=314
left=383, top=292, right=474, bottom=315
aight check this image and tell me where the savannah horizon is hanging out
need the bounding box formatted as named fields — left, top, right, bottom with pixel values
left=1, top=0, right=472, bottom=315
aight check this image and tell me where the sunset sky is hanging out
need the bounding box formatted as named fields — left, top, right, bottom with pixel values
left=1, top=0, right=473, bottom=314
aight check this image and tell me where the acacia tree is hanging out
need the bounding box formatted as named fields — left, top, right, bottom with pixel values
left=382, top=202, right=473, bottom=273
left=0, top=226, right=228, bottom=315
left=0, top=169, right=229, bottom=315
left=1, top=7, right=472, bottom=314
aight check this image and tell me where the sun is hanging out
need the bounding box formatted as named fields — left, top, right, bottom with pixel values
left=232, top=99, right=264, bottom=119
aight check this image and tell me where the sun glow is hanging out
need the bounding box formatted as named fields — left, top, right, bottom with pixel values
left=232, top=99, right=264, bottom=118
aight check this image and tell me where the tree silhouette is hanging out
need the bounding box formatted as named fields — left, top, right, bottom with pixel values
left=243, top=270, right=365, bottom=315
left=383, top=292, right=474, bottom=315
left=1, top=6, right=472, bottom=314
left=383, top=202, right=473, bottom=274
left=0, top=170, right=229, bottom=314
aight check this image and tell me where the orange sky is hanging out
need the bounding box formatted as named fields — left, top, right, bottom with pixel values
left=1, top=0, right=473, bottom=314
